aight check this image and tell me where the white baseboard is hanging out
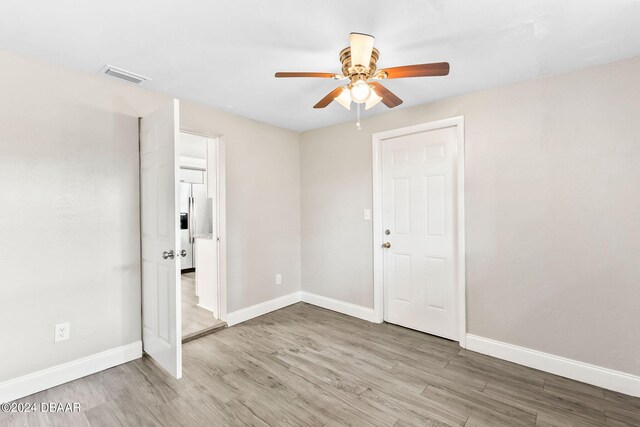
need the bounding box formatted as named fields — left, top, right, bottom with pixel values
left=466, top=334, right=640, bottom=397
left=301, top=291, right=376, bottom=322
left=226, top=292, right=301, bottom=326
left=0, top=341, right=142, bottom=403
left=196, top=303, right=217, bottom=318
left=226, top=291, right=377, bottom=326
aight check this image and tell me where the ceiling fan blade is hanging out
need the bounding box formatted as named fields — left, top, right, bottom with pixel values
left=349, top=32, right=375, bottom=68
left=275, top=72, right=338, bottom=78
left=377, top=62, right=450, bottom=79
left=369, top=82, right=403, bottom=108
left=313, top=86, right=346, bottom=109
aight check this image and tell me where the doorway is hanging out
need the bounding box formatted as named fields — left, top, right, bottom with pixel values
left=372, top=117, right=466, bottom=347
left=177, top=131, right=226, bottom=342
left=140, top=100, right=227, bottom=379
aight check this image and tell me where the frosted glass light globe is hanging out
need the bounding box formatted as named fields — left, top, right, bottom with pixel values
left=350, top=81, right=371, bottom=103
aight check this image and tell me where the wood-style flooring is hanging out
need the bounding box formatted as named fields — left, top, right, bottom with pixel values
left=181, top=272, right=225, bottom=340
left=4, top=303, right=640, bottom=426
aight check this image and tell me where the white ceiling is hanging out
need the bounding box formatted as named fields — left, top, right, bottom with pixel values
left=2, top=0, right=640, bottom=131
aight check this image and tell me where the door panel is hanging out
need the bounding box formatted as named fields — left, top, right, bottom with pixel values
left=425, top=257, right=447, bottom=310
left=382, top=126, right=458, bottom=340
left=140, top=99, right=182, bottom=378
left=392, top=178, right=411, bottom=235
left=425, top=175, right=446, bottom=237
left=392, top=253, right=412, bottom=303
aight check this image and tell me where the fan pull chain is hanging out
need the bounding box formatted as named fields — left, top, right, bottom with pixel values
left=356, top=103, right=362, bottom=131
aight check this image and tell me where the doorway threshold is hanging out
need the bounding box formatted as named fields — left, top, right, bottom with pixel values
left=182, top=320, right=227, bottom=343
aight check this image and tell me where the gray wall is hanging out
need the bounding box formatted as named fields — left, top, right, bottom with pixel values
left=2, top=43, right=638, bottom=385
left=300, top=56, right=640, bottom=376
left=0, top=49, right=300, bottom=381
left=181, top=102, right=301, bottom=312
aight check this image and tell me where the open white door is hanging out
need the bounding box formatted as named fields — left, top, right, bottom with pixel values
left=140, top=99, right=182, bottom=378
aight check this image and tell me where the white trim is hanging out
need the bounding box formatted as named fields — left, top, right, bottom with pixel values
left=301, top=292, right=375, bottom=322
left=226, top=292, right=301, bottom=326
left=455, top=118, right=466, bottom=348
left=0, top=341, right=142, bottom=403
left=372, top=116, right=467, bottom=348
left=372, top=129, right=384, bottom=324
left=466, top=334, right=640, bottom=397
left=173, top=101, right=183, bottom=379
left=223, top=291, right=378, bottom=327
left=196, top=302, right=216, bottom=312
left=216, top=137, right=228, bottom=322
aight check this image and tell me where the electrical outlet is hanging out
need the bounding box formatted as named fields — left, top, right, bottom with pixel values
left=54, top=322, right=70, bottom=343
left=275, top=274, right=282, bottom=285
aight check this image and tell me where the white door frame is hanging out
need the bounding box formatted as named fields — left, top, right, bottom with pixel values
left=372, top=116, right=466, bottom=348
left=179, top=129, right=227, bottom=322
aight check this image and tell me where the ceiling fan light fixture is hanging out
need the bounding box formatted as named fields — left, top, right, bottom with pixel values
left=350, top=80, right=371, bottom=103
left=275, top=33, right=450, bottom=111
left=334, top=87, right=352, bottom=110
left=365, top=91, right=383, bottom=110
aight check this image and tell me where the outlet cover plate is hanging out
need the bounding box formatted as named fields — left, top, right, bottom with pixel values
left=55, top=322, right=70, bottom=342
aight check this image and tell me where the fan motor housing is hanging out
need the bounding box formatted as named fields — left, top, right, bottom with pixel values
left=340, top=47, right=380, bottom=78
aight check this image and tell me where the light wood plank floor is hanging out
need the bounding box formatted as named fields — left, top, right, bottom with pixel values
left=181, top=272, right=225, bottom=339
left=4, top=303, right=640, bottom=426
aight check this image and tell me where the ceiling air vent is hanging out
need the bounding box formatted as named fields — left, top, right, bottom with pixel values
left=100, top=65, right=151, bottom=84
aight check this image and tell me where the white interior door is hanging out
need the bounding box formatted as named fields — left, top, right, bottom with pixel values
left=140, top=99, right=182, bottom=378
left=382, top=125, right=459, bottom=340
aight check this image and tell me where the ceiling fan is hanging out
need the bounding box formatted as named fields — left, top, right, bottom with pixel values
left=275, top=32, right=450, bottom=111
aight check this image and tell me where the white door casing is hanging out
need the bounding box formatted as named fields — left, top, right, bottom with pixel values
left=140, top=99, right=182, bottom=378
left=372, top=117, right=466, bottom=346
left=214, top=137, right=227, bottom=322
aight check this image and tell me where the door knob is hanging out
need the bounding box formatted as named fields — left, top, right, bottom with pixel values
left=382, top=242, right=391, bottom=249
left=162, top=250, right=175, bottom=259
left=179, top=249, right=187, bottom=258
